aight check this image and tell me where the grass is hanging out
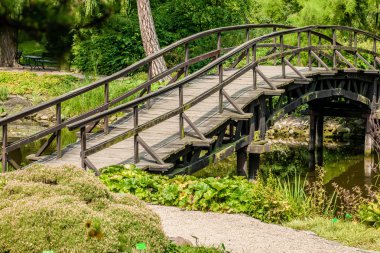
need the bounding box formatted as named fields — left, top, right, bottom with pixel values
left=18, top=40, right=46, bottom=56
left=287, top=217, right=380, bottom=251
left=0, top=71, right=164, bottom=118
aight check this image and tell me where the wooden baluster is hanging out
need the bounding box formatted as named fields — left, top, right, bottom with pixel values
left=308, top=30, right=312, bottom=71
left=179, top=84, right=184, bottom=139
left=252, top=44, right=257, bottom=90
left=218, top=32, right=223, bottom=113
left=332, top=29, right=337, bottom=69
left=280, top=35, right=285, bottom=78
left=133, top=106, right=139, bottom=163
left=354, top=32, right=358, bottom=67
left=273, top=27, right=277, bottom=65
left=2, top=124, right=7, bottom=173
left=80, top=126, right=86, bottom=170
left=146, top=62, right=152, bottom=109
left=374, top=38, right=377, bottom=68
left=56, top=103, right=62, bottom=158
left=246, top=28, right=250, bottom=64
left=297, top=32, right=301, bottom=66
left=217, top=32, right=222, bottom=58
left=318, top=36, right=322, bottom=68
left=219, top=62, right=224, bottom=113
left=104, top=83, right=109, bottom=134
left=184, top=43, right=189, bottom=76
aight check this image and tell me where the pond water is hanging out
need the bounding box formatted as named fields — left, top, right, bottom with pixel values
left=194, top=139, right=380, bottom=192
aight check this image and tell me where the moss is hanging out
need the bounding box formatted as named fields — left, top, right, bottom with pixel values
left=0, top=164, right=170, bottom=252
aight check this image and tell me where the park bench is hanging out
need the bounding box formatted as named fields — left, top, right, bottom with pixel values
left=16, top=51, right=59, bottom=70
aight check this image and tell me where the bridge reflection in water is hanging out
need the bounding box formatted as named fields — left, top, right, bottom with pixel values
left=0, top=24, right=379, bottom=179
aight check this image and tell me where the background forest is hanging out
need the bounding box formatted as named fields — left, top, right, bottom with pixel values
left=1, top=0, right=379, bottom=74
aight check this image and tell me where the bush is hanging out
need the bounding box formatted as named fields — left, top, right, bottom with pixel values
left=100, top=165, right=312, bottom=223
left=0, top=164, right=170, bottom=252
left=359, top=195, right=380, bottom=228
left=72, top=14, right=145, bottom=75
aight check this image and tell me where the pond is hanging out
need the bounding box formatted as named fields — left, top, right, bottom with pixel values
left=194, top=139, right=380, bottom=193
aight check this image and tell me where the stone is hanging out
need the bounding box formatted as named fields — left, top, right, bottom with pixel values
left=168, top=236, right=193, bottom=246
left=0, top=112, right=7, bottom=117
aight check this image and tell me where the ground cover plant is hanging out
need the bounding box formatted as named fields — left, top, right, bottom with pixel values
left=0, top=164, right=171, bottom=252
left=100, top=165, right=312, bottom=223
left=0, top=164, right=225, bottom=252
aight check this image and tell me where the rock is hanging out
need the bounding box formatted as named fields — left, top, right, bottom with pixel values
left=0, top=112, right=7, bottom=117
left=40, top=120, right=51, bottom=127
left=169, top=236, right=193, bottom=246
left=40, top=115, right=49, bottom=121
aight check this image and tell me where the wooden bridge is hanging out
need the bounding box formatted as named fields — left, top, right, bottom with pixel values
left=1, top=24, right=380, bottom=178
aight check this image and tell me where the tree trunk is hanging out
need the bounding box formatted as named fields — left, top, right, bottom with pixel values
left=137, top=0, right=169, bottom=79
left=0, top=25, right=17, bottom=67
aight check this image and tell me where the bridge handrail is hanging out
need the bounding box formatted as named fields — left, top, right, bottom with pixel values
left=1, top=23, right=302, bottom=170
left=65, top=25, right=380, bottom=170
left=3, top=24, right=380, bottom=171
left=0, top=24, right=291, bottom=127
left=68, top=25, right=380, bottom=131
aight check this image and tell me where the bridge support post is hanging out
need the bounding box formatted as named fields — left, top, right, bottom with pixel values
left=365, top=114, right=373, bottom=157
left=248, top=153, right=259, bottom=180
left=236, top=147, right=248, bottom=177
left=309, top=111, right=316, bottom=171
left=316, top=115, right=324, bottom=167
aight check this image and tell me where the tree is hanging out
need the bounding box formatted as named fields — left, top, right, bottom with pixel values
left=0, top=0, right=116, bottom=68
left=137, top=0, right=168, bottom=78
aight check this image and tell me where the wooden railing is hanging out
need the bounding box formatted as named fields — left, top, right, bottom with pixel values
left=1, top=24, right=301, bottom=172
left=67, top=26, right=380, bottom=172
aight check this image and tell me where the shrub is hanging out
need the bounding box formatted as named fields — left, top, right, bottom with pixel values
left=72, top=14, right=145, bottom=75
left=359, top=194, right=380, bottom=228
left=100, top=165, right=312, bottom=223
left=0, top=164, right=170, bottom=252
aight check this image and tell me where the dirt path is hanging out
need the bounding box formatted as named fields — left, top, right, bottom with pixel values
left=149, top=205, right=373, bottom=253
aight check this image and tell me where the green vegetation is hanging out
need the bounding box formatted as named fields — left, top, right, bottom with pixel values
left=100, top=165, right=311, bottom=223
left=287, top=217, right=380, bottom=251
left=0, top=164, right=225, bottom=252
left=0, top=71, right=164, bottom=118
left=0, top=164, right=169, bottom=252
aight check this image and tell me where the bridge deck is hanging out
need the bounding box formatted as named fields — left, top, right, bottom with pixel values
left=38, top=66, right=326, bottom=169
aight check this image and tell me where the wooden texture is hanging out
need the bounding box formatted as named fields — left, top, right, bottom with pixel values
left=38, top=66, right=329, bottom=169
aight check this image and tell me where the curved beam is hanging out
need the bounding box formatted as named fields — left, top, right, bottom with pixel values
left=267, top=88, right=371, bottom=126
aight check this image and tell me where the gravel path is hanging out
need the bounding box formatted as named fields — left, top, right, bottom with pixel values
left=149, top=205, right=374, bottom=253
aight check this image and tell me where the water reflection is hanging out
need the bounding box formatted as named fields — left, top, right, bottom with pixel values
left=194, top=140, right=379, bottom=192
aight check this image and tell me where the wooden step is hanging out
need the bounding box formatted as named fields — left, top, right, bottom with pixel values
left=137, top=162, right=174, bottom=172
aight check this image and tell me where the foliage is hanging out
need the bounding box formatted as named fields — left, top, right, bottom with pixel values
left=0, top=86, right=9, bottom=101
left=359, top=193, right=380, bottom=228
left=100, top=165, right=312, bottom=223
left=0, top=164, right=171, bottom=252
left=72, top=14, right=145, bottom=75
left=287, top=216, right=380, bottom=251
left=0, top=71, right=157, bottom=118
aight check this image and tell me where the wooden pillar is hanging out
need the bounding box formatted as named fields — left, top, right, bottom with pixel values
left=316, top=115, right=324, bottom=166
left=364, top=114, right=373, bottom=157
left=309, top=112, right=316, bottom=171
left=259, top=98, right=266, bottom=140
left=236, top=147, right=248, bottom=177
left=248, top=153, right=260, bottom=180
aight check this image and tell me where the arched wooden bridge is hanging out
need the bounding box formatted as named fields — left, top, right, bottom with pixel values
left=1, top=24, right=380, bottom=178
